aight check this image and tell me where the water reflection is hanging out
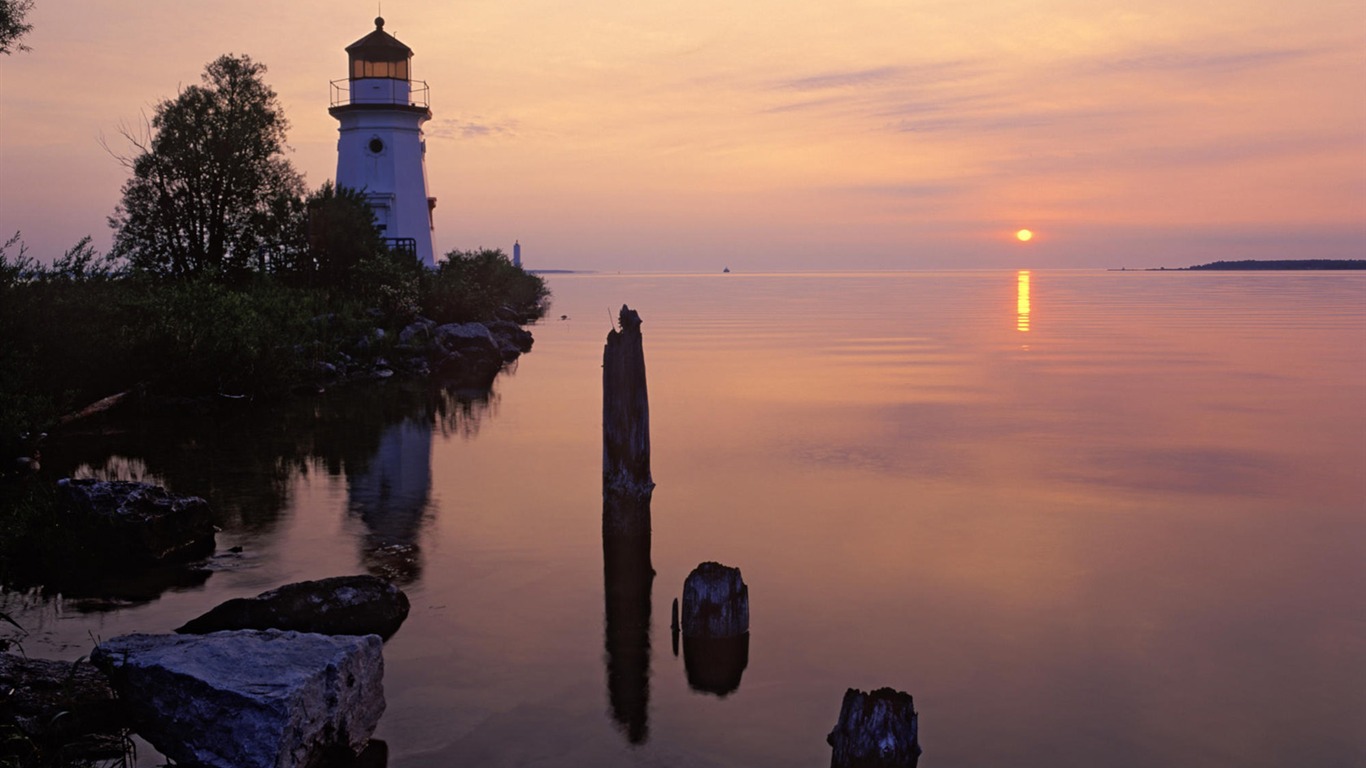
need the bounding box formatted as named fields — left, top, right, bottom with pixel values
left=27, top=380, right=498, bottom=601
left=683, top=634, right=750, bottom=697
left=602, top=530, right=653, bottom=744
left=347, top=418, right=433, bottom=586
left=1017, top=270, right=1031, bottom=332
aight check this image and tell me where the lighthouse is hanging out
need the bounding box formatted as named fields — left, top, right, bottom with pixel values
left=329, top=17, right=436, bottom=267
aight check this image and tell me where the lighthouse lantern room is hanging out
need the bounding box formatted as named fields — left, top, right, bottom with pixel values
left=329, top=17, right=436, bottom=267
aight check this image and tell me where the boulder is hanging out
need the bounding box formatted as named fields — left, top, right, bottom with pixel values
left=57, top=478, right=215, bottom=565
left=92, top=630, right=385, bottom=768
left=680, top=561, right=749, bottom=638
left=827, top=687, right=921, bottom=768
left=397, top=317, right=436, bottom=348
left=435, top=322, right=499, bottom=356
left=176, top=575, right=410, bottom=639
left=486, top=320, right=534, bottom=353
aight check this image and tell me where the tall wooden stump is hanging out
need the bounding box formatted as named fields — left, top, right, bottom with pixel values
left=827, top=687, right=921, bottom=768
left=602, top=305, right=654, bottom=741
left=603, top=306, right=654, bottom=537
left=680, top=562, right=750, bottom=696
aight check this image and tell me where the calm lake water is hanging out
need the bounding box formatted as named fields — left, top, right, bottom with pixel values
left=6, top=270, right=1365, bottom=767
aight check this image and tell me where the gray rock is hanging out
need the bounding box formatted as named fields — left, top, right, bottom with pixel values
left=92, top=630, right=385, bottom=768
left=176, top=575, right=410, bottom=639
left=681, top=561, right=749, bottom=638
left=486, top=319, right=534, bottom=353
left=398, top=317, right=435, bottom=347
left=435, top=322, right=499, bottom=356
left=57, top=478, right=215, bottom=565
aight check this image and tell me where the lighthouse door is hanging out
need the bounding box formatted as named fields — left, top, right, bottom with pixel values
left=366, top=193, right=396, bottom=235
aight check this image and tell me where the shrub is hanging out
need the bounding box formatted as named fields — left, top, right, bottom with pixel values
left=421, top=248, right=548, bottom=323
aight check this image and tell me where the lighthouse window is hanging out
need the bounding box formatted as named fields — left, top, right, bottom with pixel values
left=368, top=138, right=385, bottom=154
left=352, top=59, right=409, bottom=80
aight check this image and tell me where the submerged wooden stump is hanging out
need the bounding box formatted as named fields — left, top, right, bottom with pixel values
left=680, top=561, right=749, bottom=638
left=603, top=306, right=654, bottom=537
left=827, top=687, right=921, bottom=768
left=679, top=562, right=750, bottom=695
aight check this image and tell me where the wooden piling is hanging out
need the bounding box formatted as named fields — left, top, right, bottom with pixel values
left=827, top=687, right=921, bottom=768
left=603, top=305, right=654, bottom=537
left=680, top=562, right=749, bottom=639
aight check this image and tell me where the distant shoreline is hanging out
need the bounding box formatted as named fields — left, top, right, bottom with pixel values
left=1112, top=259, right=1366, bottom=272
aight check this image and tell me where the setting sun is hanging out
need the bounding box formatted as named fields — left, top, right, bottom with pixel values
left=1016, top=229, right=1034, bottom=242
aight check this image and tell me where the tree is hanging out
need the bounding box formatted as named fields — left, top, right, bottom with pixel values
left=108, top=54, right=305, bottom=281
left=302, top=181, right=385, bottom=286
left=0, top=0, right=33, bottom=54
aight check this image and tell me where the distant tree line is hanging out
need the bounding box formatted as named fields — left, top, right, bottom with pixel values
left=1185, top=260, right=1366, bottom=271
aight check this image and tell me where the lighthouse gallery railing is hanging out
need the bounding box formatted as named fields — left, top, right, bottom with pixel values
left=330, top=79, right=430, bottom=110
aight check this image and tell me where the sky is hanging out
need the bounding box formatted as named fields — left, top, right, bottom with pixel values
left=1, top=0, right=1363, bottom=271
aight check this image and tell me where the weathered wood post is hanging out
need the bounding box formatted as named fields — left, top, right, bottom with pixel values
left=680, top=561, right=750, bottom=696
left=602, top=305, right=654, bottom=742
left=603, top=306, right=654, bottom=536
left=827, top=687, right=921, bottom=768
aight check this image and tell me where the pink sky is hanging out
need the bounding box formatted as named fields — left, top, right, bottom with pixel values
left=2, top=0, right=1362, bottom=270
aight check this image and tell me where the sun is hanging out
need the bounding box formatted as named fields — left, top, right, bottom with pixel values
left=1015, top=229, right=1034, bottom=242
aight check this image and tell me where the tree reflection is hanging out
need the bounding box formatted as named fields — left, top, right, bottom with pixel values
left=35, top=377, right=499, bottom=597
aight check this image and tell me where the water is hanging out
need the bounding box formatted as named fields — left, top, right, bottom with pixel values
left=5, top=270, right=1365, bottom=767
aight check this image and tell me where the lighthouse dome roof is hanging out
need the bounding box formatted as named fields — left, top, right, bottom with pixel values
left=346, top=16, right=413, bottom=61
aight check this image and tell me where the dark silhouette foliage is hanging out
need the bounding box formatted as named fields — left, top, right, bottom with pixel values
left=108, top=54, right=305, bottom=281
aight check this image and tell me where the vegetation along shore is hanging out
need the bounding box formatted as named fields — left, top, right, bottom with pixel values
left=1, top=52, right=548, bottom=616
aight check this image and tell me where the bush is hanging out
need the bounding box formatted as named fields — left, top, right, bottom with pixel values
left=421, top=248, right=549, bottom=323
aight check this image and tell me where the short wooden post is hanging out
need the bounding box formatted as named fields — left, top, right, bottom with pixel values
left=603, top=306, right=654, bottom=537
left=680, top=562, right=748, bottom=638
left=827, top=687, right=921, bottom=768
left=680, top=561, right=750, bottom=696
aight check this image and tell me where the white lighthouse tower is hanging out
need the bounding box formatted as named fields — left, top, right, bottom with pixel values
left=330, top=17, right=436, bottom=267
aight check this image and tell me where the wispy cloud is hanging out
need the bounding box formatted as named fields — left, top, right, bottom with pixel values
left=427, top=117, right=519, bottom=140
left=774, top=66, right=911, bottom=92
left=1100, top=46, right=1321, bottom=75
left=769, top=61, right=981, bottom=93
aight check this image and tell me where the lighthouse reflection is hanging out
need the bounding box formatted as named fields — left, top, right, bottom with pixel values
left=347, top=416, right=433, bottom=586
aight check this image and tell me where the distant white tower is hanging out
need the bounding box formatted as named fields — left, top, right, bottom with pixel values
left=330, top=17, right=436, bottom=267
left=513, top=240, right=522, bottom=269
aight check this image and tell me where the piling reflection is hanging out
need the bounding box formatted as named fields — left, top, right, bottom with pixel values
left=683, top=634, right=750, bottom=696
left=602, top=529, right=653, bottom=744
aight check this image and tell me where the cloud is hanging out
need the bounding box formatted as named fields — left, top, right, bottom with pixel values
left=773, top=66, right=912, bottom=92
left=770, top=61, right=981, bottom=93
left=1100, top=46, right=1322, bottom=75
left=839, top=182, right=969, bottom=199
left=426, top=117, right=519, bottom=140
